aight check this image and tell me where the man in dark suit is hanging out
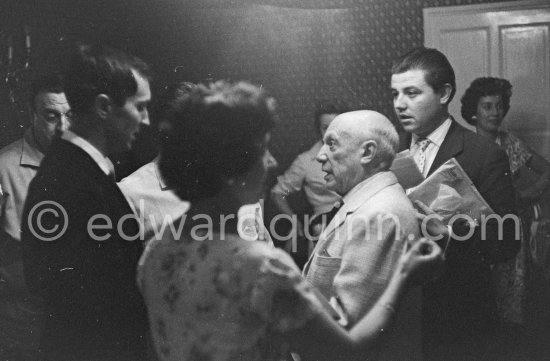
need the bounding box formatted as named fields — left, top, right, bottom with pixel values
left=21, top=44, right=151, bottom=361
left=390, top=47, right=519, bottom=361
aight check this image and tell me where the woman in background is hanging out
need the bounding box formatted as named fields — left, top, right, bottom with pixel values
left=138, top=81, right=443, bottom=361
left=461, top=77, right=550, bottom=359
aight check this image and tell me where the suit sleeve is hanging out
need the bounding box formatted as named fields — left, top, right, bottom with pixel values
left=332, top=211, right=405, bottom=327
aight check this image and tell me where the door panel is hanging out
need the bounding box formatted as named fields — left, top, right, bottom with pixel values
left=424, top=0, right=550, bottom=160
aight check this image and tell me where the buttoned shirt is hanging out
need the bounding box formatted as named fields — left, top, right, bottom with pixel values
left=0, top=128, right=46, bottom=354
left=410, top=117, right=452, bottom=177
left=0, top=129, right=44, bottom=242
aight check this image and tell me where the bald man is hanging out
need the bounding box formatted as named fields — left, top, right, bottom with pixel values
left=303, top=111, right=422, bottom=360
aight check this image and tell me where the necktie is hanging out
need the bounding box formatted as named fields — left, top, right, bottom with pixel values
left=413, top=138, right=430, bottom=175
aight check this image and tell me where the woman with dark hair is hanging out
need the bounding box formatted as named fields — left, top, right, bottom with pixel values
left=461, top=77, right=550, bottom=351
left=138, top=81, right=443, bottom=361
left=461, top=77, right=550, bottom=205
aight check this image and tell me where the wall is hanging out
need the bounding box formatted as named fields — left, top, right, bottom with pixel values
left=0, top=0, right=514, bottom=170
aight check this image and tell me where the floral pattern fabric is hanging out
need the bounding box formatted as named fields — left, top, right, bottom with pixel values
left=138, top=234, right=322, bottom=361
left=498, top=131, right=533, bottom=174
left=494, top=131, right=533, bottom=324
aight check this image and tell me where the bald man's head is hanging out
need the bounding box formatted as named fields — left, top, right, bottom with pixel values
left=331, top=110, right=398, bottom=169
left=316, top=110, right=399, bottom=195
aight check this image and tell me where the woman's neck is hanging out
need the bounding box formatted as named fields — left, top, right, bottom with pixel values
left=476, top=125, right=498, bottom=142
left=186, top=192, right=243, bottom=236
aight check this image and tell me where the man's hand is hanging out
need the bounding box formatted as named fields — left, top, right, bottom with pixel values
left=414, top=200, right=449, bottom=241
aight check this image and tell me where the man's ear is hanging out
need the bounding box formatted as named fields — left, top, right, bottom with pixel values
left=94, top=94, right=112, bottom=119
left=439, top=83, right=453, bottom=104
left=360, top=140, right=377, bottom=165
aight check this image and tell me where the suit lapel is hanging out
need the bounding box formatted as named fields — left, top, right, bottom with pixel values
left=427, top=119, right=464, bottom=176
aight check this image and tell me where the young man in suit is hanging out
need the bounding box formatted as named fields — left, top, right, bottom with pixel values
left=303, top=110, right=422, bottom=361
left=391, top=46, right=519, bottom=360
left=21, top=44, right=151, bottom=361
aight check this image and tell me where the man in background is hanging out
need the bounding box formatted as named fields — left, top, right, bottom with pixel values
left=0, top=72, right=70, bottom=360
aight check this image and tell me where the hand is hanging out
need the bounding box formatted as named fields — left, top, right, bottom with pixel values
left=398, top=238, right=445, bottom=285
left=414, top=200, right=449, bottom=241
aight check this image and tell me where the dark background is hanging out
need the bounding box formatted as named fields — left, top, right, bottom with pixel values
left=0, top=0, right=513, bottom=172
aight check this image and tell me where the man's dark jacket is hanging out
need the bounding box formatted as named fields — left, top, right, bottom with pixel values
left=22, top=139, right=147, bottom=361
left=401, top=120, right=519, bottom=360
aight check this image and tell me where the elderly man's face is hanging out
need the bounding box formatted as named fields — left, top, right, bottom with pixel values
left=316, top=117, right=365, bottom=195
left=32, top=91, right=71, bottom=152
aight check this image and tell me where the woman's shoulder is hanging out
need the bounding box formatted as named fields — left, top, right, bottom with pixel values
left=500, top=131, right=529, bottom=148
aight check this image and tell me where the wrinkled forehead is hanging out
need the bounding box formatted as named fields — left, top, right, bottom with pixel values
left=34, top=91, right=70, bottom=110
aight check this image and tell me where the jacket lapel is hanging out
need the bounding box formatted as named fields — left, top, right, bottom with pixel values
left=427, top=119, right=464, bottom=176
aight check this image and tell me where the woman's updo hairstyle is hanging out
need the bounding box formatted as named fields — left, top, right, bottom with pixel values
left=159, top=81, right=275, bottom=201
left=461, top=77, right=512, bottom=125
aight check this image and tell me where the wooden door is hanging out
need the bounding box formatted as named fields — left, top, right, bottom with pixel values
left=424, top=0, right=550, bottom=160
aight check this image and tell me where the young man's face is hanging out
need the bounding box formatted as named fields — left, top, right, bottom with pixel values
left=391, top=69, right=449, bottom=138
left=109, top=70, right=151, bottom=152
left=32, top=91, right=71, bottom=152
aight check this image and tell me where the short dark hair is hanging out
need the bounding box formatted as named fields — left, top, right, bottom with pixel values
left=313, top=99, right=348, bottom=134
left=155, top=81, right=197, bottom=147
left=156, top=81, right=196, bottom=126
left=159, top=81, right=275, bottom=201
left=460, top=77, right=512, bottom=126
left=391, top=47, right=456, bottom=103
left=63, top=43, right=151, bottom=116
left=29, top=72, right=65, bottom=111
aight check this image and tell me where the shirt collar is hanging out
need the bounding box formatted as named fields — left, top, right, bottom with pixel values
left=152, top=157, right=169, bottom=189
left=340, top=171, right=397, bottom=213
left=61, top=130, right=115, bottom=176
left=411, top=117, right=452, bottom=148
left=20, top=128, right=44, bottom=167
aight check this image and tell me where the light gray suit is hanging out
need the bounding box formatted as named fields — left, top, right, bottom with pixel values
left=303, top=171, right=422, bottom=360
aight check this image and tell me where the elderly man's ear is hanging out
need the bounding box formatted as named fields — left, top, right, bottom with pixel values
left=360, top=140, right=377, bottom=165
